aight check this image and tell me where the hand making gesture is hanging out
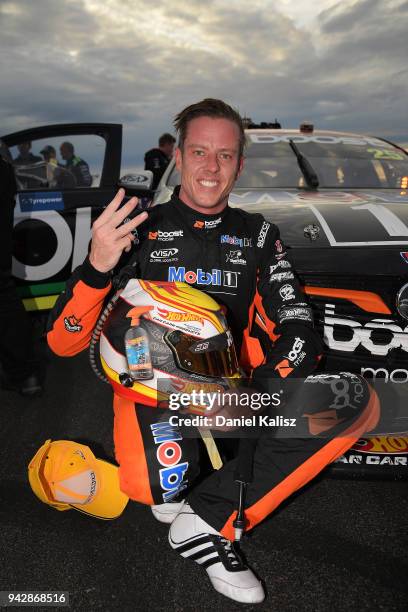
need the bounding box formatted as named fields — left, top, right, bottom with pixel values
left=89, top=188, right=148, bottom=273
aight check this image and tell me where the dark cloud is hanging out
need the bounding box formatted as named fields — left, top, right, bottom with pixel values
left=0, top=0, right=407, bottom=169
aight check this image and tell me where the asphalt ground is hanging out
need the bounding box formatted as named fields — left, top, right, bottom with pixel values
left=1, top=337, right=408, bottom=612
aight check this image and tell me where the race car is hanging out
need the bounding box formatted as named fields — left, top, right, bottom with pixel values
left=153, top=123, right=408, bottom=478
left=3, top=121, right=408, bottom=477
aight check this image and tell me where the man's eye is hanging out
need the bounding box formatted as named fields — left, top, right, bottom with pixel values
left=193, top=150, right=205, bottom=156
left=220, top=153, right=232, bottom=160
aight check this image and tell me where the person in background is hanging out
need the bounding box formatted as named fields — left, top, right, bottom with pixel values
left=13, top=141, right=41, bottom=165
left=59, top=141, right=92, bottom=187
left=144, top=132, right=176, bottom=189
left=0, top=141, right=42, bottom=396
left=40, top=144, right=76, bottom=189
left=40, top=145, right=58, bottom=165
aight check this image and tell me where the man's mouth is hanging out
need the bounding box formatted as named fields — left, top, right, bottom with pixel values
left=198, top=179, right=218, bottom=188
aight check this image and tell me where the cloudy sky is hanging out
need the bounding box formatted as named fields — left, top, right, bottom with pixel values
left=1, top=0, right=407, bottom=170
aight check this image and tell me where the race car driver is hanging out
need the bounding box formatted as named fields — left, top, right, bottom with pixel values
left=47, top=98, right=379, bottom=604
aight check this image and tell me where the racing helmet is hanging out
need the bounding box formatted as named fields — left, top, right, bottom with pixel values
left=97, top=279, right=240, bottom=409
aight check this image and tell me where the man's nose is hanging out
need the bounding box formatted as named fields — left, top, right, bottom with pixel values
left=205, top=152, right=220, bottom=173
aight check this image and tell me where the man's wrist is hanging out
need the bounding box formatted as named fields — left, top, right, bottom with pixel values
left=81, top=256, right=112, bottom=288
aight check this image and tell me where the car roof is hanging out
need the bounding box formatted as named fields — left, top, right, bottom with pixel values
left=244, top=128, right=382, bottom=139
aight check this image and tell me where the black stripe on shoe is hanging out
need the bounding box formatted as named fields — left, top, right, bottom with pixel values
left=171, top=535, right=212, bottom=555
left=188, top=547, right=217, bottom=562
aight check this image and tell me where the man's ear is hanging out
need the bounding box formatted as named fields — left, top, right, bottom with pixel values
left=235, top=155, right=244, bottom=180
left=175, top=147, right=183, bottom=172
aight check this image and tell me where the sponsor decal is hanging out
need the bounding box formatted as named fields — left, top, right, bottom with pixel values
left=248, top=134, right=393, bottom=147
left=157, top=308, right=204, bottom=325
left=274, top=359, right=293, bottom=378
left=64, top=315, right=82, bottom=332
left=226, top=250, right=246, bottom=265
left=257, top=221, right=270, bottom=248
left=278, top=305, right=313, bottom=325
left=149, top=248, right=179, bottom=263
left=335, top=453, right=408, bottom=466
left=400, top=252, right=408, bottom=263
left=19, top=191, right=64, bottom=212
left=279, top=284, right=296, bottom=301
left=351, top=436, right=408, bottom=454
left=168, top=267, right=238, bottom=288
left=324, top=304, right=408, bottom=355
left=150, top=421, right=188, bottom=502
left=270, top=260, right=291, bottom=273
left=270, top=272, right=294, bottom=282
left=148, top=229, right=183, bottom=241
left=193, top=218, right=222, bottom=229
left=361, top=366, right=408, bottom=383
left=284, top=337, right=306, bottom=365
left=220, top=235, right=252, bottom=247
left=192, top=341, right=209, bottom=352
left=275, top=337, right=306, bottom=377
left=306, top=373, right=365, bottom=412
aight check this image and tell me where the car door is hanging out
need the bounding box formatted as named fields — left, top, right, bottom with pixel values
left=1, top=123, right=122, bottom=311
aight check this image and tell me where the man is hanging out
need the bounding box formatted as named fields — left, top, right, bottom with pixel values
left=60, top=141, right=92, bottom=187
left=40, top=145, right=58, bottom=165
left=13, top=141, right=41, bottom=165
left=144, top=132, right=176, bottom=189
left=47, top=99, right=378, bottom=604
left=0, top=146, right=42, bottom=396
left=40, top=144, right=76, bottom=189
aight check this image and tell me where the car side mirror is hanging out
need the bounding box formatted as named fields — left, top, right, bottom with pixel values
left=118, top=170, right=153, bottom=191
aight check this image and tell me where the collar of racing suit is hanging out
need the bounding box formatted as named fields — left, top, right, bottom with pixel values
left=170, top=185, right=231, bottom=230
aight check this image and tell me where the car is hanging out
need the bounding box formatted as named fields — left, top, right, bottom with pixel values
left=3, top=121, right=407, bottom=477
left=1, top=123, right=153, bottom=311
left=153, top=123, right=408, bottom=478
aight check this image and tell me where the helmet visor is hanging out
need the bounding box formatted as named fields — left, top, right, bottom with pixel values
left=165, top=330, right=239, bottom=378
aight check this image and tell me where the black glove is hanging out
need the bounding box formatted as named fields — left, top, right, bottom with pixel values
left=252, top=324, right=323, bottom=398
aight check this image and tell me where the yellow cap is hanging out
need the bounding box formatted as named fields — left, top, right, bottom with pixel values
left=28, top=440, right=129, bottom=520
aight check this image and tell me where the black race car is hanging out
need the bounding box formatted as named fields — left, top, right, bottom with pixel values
left=154, top=125, right=408, bottom=478
left=3, top=122, right=407, bottom=477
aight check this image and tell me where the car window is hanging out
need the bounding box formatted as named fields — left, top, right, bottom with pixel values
left=10, top=134, right=105, bottom=190
left=237, top=134, right=408, bottom=189
left=165, top=134, right=408, bottom=190
left=167, top=165, right=181, bottom=187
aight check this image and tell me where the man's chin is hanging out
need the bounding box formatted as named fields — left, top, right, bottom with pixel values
left=193, top=194, right=227, bottom=212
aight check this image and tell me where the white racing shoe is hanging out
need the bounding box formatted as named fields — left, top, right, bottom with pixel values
left=151, top=500, right=185, bottom=524
left=168, top=503, right=265, bottom=604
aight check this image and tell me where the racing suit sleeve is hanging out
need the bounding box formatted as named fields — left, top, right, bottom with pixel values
left=46, top=257, right=112, bottom=356
left=253, top=217, right=323, bottom=389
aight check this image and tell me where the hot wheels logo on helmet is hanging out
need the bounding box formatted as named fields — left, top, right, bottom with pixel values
left=157, top=308, right=204, bottom=325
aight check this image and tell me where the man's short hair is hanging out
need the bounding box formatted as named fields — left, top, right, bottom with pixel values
left=174, top=98, right=245, bottom=158
left=61, top=141, right=74, bottom=154
left=158, top=133, right=176, bottom=147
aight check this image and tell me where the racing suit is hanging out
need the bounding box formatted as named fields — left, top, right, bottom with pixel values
left=64, top=155, right=92, bottom=187
left=47, top=188, right=379, bottom=538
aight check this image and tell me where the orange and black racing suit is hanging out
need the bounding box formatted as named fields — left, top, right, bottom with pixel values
left=47, top=188, right=379, bottom=538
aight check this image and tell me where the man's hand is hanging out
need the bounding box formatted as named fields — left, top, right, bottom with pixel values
left=89, top=188, right=148, bottom=273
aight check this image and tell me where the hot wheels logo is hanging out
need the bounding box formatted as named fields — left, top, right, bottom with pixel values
left=157, top=308, right=204, bottom=324
left=352, top=436, right=408, bottom=454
